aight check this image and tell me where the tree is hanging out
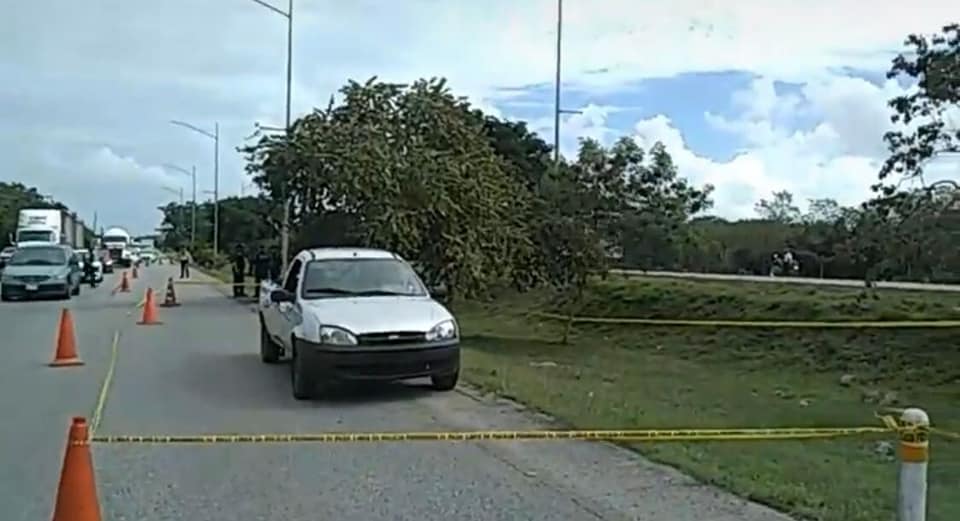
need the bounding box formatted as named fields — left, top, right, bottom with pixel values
left=755, top=190, right=801, bottom=223
left=242, top=77, right=533, bottom=301
left=804, top=198, right=843, bottom=224
left=881, top=23, right=960, bottom=186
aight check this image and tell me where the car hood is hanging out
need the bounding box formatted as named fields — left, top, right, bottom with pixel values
left=2, top=265, right=70, bottom=277
left=302, top=296, right=454, bottom=334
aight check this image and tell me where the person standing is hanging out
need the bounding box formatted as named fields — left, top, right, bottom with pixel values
left=231, top=244, right=247, bottom=298
left=179, top=248, right=192, bottom=279
left=252, top=245, right=271, bottom=298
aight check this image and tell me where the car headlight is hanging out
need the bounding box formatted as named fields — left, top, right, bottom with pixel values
left=319, top=326, right=358, bottom=346
left=425, top=320, right=457, bottom=342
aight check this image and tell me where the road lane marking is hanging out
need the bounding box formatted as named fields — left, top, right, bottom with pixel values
left=90, top=330, right=120, bottom=436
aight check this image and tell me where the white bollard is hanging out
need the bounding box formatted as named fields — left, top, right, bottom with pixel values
left=898, top=407, right=930, bottom=521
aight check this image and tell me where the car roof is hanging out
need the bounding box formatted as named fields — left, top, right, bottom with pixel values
left=297, top=247, right=401, bottom=262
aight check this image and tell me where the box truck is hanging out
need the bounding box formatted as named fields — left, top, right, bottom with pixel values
left=15, top=209, right=84, bottom=248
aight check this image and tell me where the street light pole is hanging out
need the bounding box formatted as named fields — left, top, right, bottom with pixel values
left=214, top=122, right=220, bottom=258
left=162, top=163, right=198, bottom=247
left=553, top=0, right=562, bottom=172
left=249, top=0, right=294, bottom=273
left=170, top=120, right=220, bottom=257
left=550, top=0, right=583, bottom=185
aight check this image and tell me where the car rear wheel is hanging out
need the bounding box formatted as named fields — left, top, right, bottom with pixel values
left=259, top=319, right=281, bottom=364
left=290, top=342, right=316, bottom=400
left=430, top=370, right=459, bottom=391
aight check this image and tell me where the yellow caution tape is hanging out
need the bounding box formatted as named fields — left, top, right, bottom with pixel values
left=90, top=426, right=896, bottom=445
left=931, top=427, right=960, bottom=440
left=530, top=311, right=960, bottom=329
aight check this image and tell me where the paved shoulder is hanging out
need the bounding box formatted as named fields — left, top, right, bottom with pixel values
left=92, top=269, right=791, bottom=520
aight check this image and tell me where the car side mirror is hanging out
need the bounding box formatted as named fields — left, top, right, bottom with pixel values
left=430, top=285, right=447, bottom=299
left=270, top=289, right=294, bottom=303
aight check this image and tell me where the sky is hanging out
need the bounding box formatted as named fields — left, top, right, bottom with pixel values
left=2, top=1, right=960, bottom=236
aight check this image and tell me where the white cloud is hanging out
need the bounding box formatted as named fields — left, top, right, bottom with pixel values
left=1, top=0, right=958, bottom=231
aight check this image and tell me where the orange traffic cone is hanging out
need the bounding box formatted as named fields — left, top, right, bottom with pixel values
left=50, top=309, right=83, bottom=367
left=131, top=266, right=138, bottom=279
left=50, top=417, right=102, bottom=521
left=160, top=277, right=180, bottom=307
left=118, top=271, right=130, bottom=293
left=138, top=288, right=161, bottom=325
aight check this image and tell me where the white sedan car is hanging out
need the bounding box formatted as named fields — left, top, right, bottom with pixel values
left=258, top=247, right=459, bottom=400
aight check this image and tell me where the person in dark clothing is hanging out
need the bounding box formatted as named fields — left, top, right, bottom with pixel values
left=251, top=246, right=271, bottom=298
left=83, top=250, right=98, bottom=288
left=231, top=245, right=247, bottom=298
left=268, top=246, right=283, bottom=283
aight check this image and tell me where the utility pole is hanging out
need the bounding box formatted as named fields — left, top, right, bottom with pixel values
left=248, top=0, right=294, bottom=272
left=551, top=0, right=582, bottom=185
left=553, top=0, right=562, bottom=174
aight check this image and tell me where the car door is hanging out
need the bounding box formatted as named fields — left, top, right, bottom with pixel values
left=276, top=259, right=304, bottom=351
left=263, top=259, right=294, bottom=338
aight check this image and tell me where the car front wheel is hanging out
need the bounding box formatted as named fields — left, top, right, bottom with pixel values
left=259, top=320, right=281, bottom=364
left=430, top=370, right=459, bottom=391
left=290, top=342, right=316, bottom=400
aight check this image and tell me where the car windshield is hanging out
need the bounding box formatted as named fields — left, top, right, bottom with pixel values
left=9, top=247, right=67, bottom=266
left=17, top=230, right=55, bottom=243
left=301, top=258, right=427, bottom=298
left=103, top=236, right=127, bottom=244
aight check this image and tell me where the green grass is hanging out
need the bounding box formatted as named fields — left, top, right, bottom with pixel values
left=457, top=277, right=960, bottom=521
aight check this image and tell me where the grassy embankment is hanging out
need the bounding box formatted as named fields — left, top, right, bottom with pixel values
left=456, top=276, right=960, bottom=521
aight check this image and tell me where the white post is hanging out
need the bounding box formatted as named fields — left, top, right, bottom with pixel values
left=898, top=407, right=929, bottom=521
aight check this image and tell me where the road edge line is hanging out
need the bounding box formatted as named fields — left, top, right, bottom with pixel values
left=90, top=330, right=120, bottom=436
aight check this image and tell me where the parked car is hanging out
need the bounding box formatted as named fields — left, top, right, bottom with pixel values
left=74, top=249, right=105, bottom=284
left=0, top=244, right=83, bottom=301
left=258, top=247, right=459, bottom=400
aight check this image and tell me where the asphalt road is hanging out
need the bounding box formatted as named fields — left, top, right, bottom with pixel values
left=3, top=265, right=793, bottom=521
left=0, top=269, right=140, bottom=521
left=611, top=269, right=960, bottom=292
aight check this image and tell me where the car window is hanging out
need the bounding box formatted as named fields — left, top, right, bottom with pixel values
left=301, top=258, right=427, bottom=298
left=9, top=247, right=67, bottom=266
left=283, top=259, right=302, bottom=293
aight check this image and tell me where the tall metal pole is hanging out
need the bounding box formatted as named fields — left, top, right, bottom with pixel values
left=190, top=165, right=197, bottom=247
left=247, top=0, right=294, bottom=271
left=213, top=122, right=220, bottom=258
left=553, top=0, right=562, bottom=173
left=281, top=0, right=294, bottom=273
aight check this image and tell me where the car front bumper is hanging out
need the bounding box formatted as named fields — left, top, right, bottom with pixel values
left=2, top=282, right=69, bottom=299
left=295, top=338, right=460, bottom=381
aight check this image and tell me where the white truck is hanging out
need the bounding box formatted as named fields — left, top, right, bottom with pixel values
left=101, top=227, right=136, bottom=268
left=16, top=209, right=85, bottom=249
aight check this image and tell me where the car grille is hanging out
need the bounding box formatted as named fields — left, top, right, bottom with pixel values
left=15, top=275, right=49, bottom=283
left=356, top=331, right=426, bottom=346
